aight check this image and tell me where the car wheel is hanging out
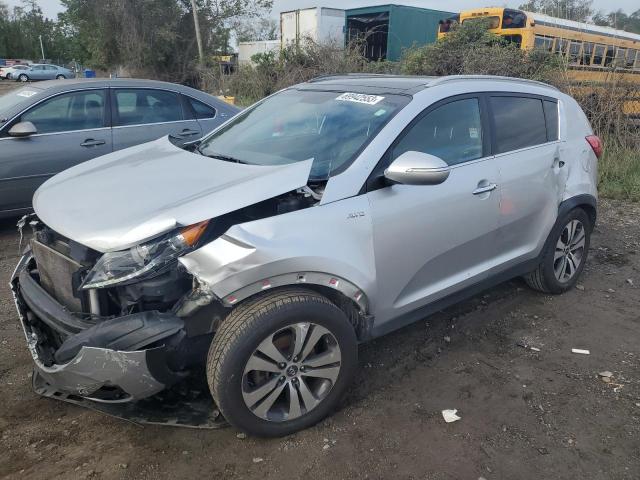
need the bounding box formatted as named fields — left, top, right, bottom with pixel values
left=56, top=74, right=66, bottom=80
left=18, top=74, right=28, bottom=82
left=207, top=288, right=358, bottom=437
left=5, top=74, right=11, bottom=80
left=524, top=208, right=591, bottom=294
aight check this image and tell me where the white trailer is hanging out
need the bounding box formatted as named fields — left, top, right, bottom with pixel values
left=280, top=7, right=345, bottom=48
left=238, top=40, right=280, bottom=65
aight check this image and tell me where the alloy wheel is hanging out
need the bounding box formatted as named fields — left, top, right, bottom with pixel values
left=554, top=219, right=586, bottom=283
left=242, top=322, right=342, bottom=422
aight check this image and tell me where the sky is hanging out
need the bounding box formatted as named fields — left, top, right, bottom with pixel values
left=3, top=0, right=638, bottom=20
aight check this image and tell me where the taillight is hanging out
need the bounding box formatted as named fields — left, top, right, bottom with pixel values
left=586, top=135, right=603, bottom=159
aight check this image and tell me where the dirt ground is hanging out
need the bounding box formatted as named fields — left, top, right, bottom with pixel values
left=0, top=198, right=637, bottom=480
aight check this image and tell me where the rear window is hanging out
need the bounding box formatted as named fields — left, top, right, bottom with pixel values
left=490, top=96, right=548, bottom=153
left=188, top=97, right=216, bottom=119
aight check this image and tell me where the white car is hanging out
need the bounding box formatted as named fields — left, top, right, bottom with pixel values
left=0, top=64, right=30, bottom=80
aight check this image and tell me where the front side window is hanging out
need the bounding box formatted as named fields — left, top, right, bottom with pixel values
left=392, top=98, right=483, bottom=166
left=198, top=89, right=409, bottom=180
left=490, top=96, right=547, bottom=153
left=20, top=90, right=106, bottom=134
left=114, top=89, right=183, bottom=126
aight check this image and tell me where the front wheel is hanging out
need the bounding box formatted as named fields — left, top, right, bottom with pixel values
left=207, top=289, right=358, bottom=437
left=525, top=208, right=592, bottom=294
left=18, top=74, right=28, bottom=82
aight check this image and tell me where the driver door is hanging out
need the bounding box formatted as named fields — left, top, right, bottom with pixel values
left=367, top=95, right=502, bottom=327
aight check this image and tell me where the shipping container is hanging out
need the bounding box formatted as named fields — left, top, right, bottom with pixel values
left=238, top=40, right=280, bottom=65
left=281, top=7, right=345, bottom=48
left=346, top=4, right=454, bottom=61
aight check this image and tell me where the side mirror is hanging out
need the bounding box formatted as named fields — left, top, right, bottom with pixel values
left=384, top=151, right=450, bottom=186
left=8, top=121, right=37, bottom=138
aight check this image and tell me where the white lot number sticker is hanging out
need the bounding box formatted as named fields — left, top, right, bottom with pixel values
left=17, top=90, right=37, bottom=98
left=336, top=92, right=384, bottom=105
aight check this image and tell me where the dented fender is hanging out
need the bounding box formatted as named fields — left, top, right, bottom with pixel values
left=179, top=195, right=377, bottom=312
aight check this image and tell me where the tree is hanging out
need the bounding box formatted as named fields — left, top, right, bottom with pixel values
left=518, top=0, right=593, bottom=22
left=401, top=19, right=560, bottom=82
left=593, top=9, right=640, bottom=33
left=59, top=0, right=273, bottom=81
left=234, top=17, right=278, bottom=43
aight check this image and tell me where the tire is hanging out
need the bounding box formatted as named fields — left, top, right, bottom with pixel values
left=18, top=74, right=28, bottom=82
left=524, top=208, right=591, bottom=294
left=56, top=74, right=65, bottom=80
left=207, top=288, right=358, bottom=437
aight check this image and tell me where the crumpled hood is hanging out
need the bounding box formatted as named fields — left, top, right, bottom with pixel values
left=33, top=136, right=313, bottom=252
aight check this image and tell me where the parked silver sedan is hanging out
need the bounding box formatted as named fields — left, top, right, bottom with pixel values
left=14, top=64, right=75, bottom=82
left=0, top=64, right=30, bottom=80
left=0, top=78, right=240, bottom=217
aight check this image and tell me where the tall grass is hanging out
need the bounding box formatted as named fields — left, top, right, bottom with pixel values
left=599, top=141, right=640, bottom=202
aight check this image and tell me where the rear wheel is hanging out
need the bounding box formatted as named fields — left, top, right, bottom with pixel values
left=18, top=74, right=28, bottom=82
left=525, top=208, right=591, bottom=294
left=55, top=74, right=65, bottom=80
left=207, top=288, right=357, bottom=437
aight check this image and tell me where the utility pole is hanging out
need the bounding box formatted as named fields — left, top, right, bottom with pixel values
left=38, top=35, right=45, bottom=61
left=190, top=0, right=204, bottom=64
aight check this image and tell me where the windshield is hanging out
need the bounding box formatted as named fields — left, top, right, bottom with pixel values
left=0, top=86, right=41, bottom=117
left=198, top=89, right=409, bottom=180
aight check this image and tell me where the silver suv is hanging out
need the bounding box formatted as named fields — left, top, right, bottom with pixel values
left=11, top=75, right=600, bottom=437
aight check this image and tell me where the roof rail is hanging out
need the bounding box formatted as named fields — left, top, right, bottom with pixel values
left=428, top=75, right=559, bottom=90
left=308, top=73, right=432, bottom=83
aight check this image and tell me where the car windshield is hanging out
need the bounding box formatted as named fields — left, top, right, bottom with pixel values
left=198, top=89, right=409, bottom=180
left=0, top=86, right=42, bottom=117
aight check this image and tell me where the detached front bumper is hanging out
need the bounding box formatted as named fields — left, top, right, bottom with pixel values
left=11, top=252, right=185, bottom=402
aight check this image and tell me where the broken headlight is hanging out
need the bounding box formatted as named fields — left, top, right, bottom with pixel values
left=81, top=221, right=209, bottom=289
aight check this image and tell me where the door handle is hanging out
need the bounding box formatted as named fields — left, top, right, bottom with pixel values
left=80, top=139, right=106, bottom=147
left=472, top=183, right=497, bottom=195
left=177, top=129, right=200, bottom=137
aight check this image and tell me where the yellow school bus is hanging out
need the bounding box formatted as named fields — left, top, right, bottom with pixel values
left=438, top=7, right=640, bottom=117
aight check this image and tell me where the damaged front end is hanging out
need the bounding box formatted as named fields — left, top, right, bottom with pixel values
left=10, top=219, right=216, bottom=404
left=10, top=181, right=325, bottom=422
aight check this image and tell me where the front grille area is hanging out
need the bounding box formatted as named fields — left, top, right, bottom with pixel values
left=31, top=239, right=85, bottom=313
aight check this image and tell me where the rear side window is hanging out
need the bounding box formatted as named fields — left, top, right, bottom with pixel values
left=490, top=96, right=547, bottom=153
left=543, top=100, right=559, bottom=141
left=392, top=98, right=483, bottom=166
left=187, top=97, right=216, bottom=119
left=114, top=89, right=183, bottom=126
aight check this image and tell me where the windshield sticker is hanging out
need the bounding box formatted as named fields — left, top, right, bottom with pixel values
left=374, top=108, right=387, bottom=117
left=17, top=90, right=37, bottom=98
left=336, top=93, right=385, bottom=105
left=469, top=127, right=479, bottom=139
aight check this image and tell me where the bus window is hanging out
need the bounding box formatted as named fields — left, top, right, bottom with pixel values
left=614, top=48, right=629, bottom=68
left=568, top=41, right=582, bottom=64
left=462, top=16, right=500, bottom=29
left=535, top=35, right=553, bottom=51
left=439, top=15, right=459, bottom=33
left=629, top=50, right=639, bottom=69
left=503, top=34, right=522, bottom=47
left=593, top=45, right=605, bottom=65
left=502, top=10, right=526, bottom=28
left=604, top=46, right=615, bottom=67
left=582, top=42, right=594, bottom=65
left=554, top=38, right=568, bottom=55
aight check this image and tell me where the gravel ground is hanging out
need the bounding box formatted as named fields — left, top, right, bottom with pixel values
left=0, top=81, right=638, bottom=477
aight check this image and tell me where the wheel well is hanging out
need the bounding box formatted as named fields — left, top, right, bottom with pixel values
left=578, top=203, right=597, bottom=229
left=231, top=284, right=372, bottom=342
